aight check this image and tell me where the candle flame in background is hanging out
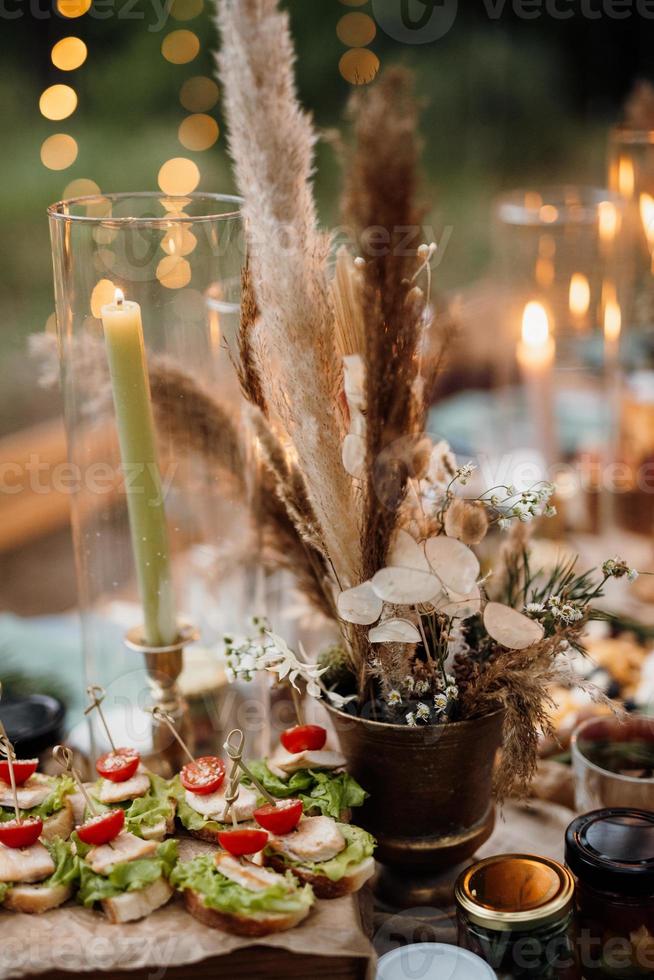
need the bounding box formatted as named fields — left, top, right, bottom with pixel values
left=598, top=200, right=619, bottom=243
left=640, top=193, right=654, bottom=246
left=522, top=302, right=550, bottom=348
left=618, top=156, right=635, bottom=199
left=115, top=288, right=125, bottom=306
left=569, top=273, right=591, bottom=320
left=604, top=299, right=622, bottom=342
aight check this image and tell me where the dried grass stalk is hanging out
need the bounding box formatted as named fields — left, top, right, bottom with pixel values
left=237, top=257, right=266, bottom=414
left=341, top=66, right=426, bottom=578
left=216, top=0, right=362, bottom=592
left=332, top=246, right=366, bottom=357
left=149, top=359, right=246, bottom=492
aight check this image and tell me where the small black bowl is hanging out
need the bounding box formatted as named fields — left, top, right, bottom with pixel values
left=0, top=694, right=66, bottom=757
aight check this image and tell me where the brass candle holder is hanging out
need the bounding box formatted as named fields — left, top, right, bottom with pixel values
left=124, top=622, right=199, bottom=775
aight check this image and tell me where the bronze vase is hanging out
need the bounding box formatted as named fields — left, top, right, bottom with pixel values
left=325, top=704, right=504, bottom=908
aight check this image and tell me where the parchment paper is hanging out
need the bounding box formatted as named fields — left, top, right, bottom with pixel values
left=0, top=836, right=374, bottom=980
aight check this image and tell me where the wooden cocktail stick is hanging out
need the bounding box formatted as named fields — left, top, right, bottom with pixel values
left=84, top=685, right=116, bottom=753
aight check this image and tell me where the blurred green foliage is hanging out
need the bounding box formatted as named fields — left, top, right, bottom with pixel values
left=0, top=1, right=615, bottom=434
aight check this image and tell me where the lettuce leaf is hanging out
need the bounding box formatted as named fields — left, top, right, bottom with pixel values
left=0, top=775, right=76, bottom=822
left=89, top=773, right=176, bottom=838
left=76, top=838, right=178, bottom=908
left=168, top=775, right=225, bottom=837
left=171, top=854, right=313, bottom=915
left=266, top=823, right=375, bottom=882
left=45, top=837, right=78, bottom=888
left=246, top=762, right=367, bottom=819
left=0, top=882, right=9, bottom=903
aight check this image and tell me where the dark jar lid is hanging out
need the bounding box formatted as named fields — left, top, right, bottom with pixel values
left=455, top=853, right=575, bottom=932
left=0, top=695, right=66, bottom=758
left=565, top=808, right=654, bottom=897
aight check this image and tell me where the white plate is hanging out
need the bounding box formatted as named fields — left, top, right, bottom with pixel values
left=377, top=943, right=497, bottom=980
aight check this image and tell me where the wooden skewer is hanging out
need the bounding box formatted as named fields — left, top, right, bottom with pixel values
left=84, top=686, right=116, bottom=753
left=224, top=728, right=276, bottom=805
left=0, top=724, right=20, bottom=823
left=52, top=745, right=99, bottom=817
left=148, top=707, right=195, bottom=765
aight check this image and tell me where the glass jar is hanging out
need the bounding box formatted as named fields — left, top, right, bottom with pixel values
left=455, top=854, right=579, bottom=979
left=566, top=808, right=654, bottom=980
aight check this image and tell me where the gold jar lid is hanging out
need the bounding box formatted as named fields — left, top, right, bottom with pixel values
left=455, top=853, right=575, bottom=933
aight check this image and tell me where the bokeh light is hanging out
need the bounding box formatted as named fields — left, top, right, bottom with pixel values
left=39, top=84, right=78, bottom=121
left=41, top=134, right=78, bottom=170
left=51, top=37, right=88, bottom=71
left=56, top=0, right=92, bottom=17
left=336, top=12, right=376, bottom=47
left=178, top=114, right=219, bottom=151
left=156, top=254, right=192, bottom=289
left=162, top=30, right=200, bottom=65
left=158, top=157, right=201, bottom=195
left=339, top=48, right=380, bottom=85
left=170, top=0, right=203, bottom=20
left=90, top=278, right=116, bottom=318
left=63, top=178, right=100, bottom=198
left=179, top=76, right=219, bottom=112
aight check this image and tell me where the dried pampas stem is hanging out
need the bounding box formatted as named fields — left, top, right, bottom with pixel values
left=332, top=245, right=366, bottom=358
left=216, top=0, right=362, bottom=592
left=148, top=359, right=246, bottom=492
left=341, top=67, right=426, bottom=579
left=237, top=257, right=267, bottom=414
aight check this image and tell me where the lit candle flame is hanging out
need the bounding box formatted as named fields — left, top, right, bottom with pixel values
left=604, top=299, right=621, bottom=343
left=522, top=301, right=550, bottom=348
left=598, top=201, right=618, bottom=243
left=569, top=273, right=590, bottom=319
left=640, top=193, right=654, bottom=247
left=618, top=156, right=635, bottom=199
left=115, top=287, right=125, bottom=307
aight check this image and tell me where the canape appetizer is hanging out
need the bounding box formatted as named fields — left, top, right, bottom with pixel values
left=262, top=813, right=375, bottom=899
left=246, top=724, right=367, bottom=820
left=85, top=687, right=176, bottom=841
left=172, top=740, right=313, bottom=936
left=54, top=744, right=177, bottom=924
left=0, top=755, right=75, bottom=843
left=0, top=728, right=76, bottom=914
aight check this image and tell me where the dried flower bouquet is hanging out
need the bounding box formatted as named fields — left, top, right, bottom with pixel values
left=205, top=0, right=644, bottom=795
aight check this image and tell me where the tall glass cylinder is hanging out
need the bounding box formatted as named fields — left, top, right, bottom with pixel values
left=493, top=186, right=626, bottom=534
left=609, top=129, right=654, bottom=538
left=47, top=193, right=264, bottom=769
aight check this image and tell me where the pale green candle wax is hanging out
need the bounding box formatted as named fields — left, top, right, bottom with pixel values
left=101, top=291, right=177, bottom=648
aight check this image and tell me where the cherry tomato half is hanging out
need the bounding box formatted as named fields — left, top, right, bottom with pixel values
left=217, top=828, right=269, bottom=857
left=254, top=798, right=303, bottom=835
left=280, top=724, right=327, bottom=754
left=96, top=748, right=140, bottom=784
left=180, top=756, right=226, bottom=796
left=76, top=808, right=125, bottom=846
left=0, top=759, right=38, bottom=787
left=0, top=816, right=43, bottom=849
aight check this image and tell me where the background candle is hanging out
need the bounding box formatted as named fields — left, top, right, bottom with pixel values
left=101, top=289, right=177, bottom=648
left=517, top=301, right=557, bottom=468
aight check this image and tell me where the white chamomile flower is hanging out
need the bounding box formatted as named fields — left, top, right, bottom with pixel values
left=414, top=679, right=429, bottom=696
left=525, top=602, right=545, bottom=614
left=386, top=689, right=402, bottom=706
left=416, top=702, right=431, bottom=722
left=433, top=693, right=448, bottom=712
left=405, top=711, right=417, bottom=727
left=445, top=684, right=459, bottom=700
